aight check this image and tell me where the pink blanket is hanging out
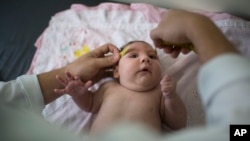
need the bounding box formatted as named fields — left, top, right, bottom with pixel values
left=27, top=2, right=250, bottom=134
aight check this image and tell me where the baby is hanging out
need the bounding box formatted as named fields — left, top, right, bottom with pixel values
left=54, top=41, right=187, bottom=134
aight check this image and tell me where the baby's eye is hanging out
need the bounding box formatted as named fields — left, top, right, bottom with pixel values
left=149, top=54, right=158, bottom=59
left=128, top=53, right=138, bottom=58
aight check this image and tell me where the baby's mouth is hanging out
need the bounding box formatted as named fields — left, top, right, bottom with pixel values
left=139, top=67, right=151, bottom=73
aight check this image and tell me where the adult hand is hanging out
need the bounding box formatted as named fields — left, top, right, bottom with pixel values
left=150, top=9, right=237, bottom=61
left=38, top=43, right=120, bottom=104
left=64, top=43, right=120, bottom=83
left=150, top=10, right=196, bottom=58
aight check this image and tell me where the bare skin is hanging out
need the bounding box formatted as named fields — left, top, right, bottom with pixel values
left=55, top=42, right=187, bottom=135
left=37, top=44, right=120, bottom=104
left=90, top=80, right=163, bottom=133
left=150, top=10, right=238, bottom=63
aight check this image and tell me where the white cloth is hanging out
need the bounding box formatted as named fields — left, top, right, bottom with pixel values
left=0, top=75, right=44, bottom=113
left=198, top=54, right=250, bottom=126
left=0, top=54, right=250, bottom=141
left=28, top=3, right=250, bottom=131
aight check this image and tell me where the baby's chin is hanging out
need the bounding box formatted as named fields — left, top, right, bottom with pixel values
left=122, top=81, right=159, bottom=92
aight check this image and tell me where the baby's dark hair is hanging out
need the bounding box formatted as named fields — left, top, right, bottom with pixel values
left=120, top=40, right=154, bottom=52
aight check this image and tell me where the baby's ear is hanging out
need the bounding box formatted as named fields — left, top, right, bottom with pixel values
left=113, top=65, right=120, bottom=78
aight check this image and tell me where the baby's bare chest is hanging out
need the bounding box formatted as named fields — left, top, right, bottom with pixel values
left=90, top=87, right=163, bottom=133
left=101, top=89, right=162, bottom=118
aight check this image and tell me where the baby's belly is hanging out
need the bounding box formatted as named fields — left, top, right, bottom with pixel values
left=90, top=103, right=162, bottom=134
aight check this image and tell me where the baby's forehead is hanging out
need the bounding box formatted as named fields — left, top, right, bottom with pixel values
left=122, top=41, right=155, bottom=51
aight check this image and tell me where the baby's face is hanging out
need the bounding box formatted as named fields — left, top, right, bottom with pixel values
left=114, top=41, right=162, bottom=91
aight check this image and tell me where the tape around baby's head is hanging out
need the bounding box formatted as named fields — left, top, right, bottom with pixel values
left=119, top=46, right=129, bottom=57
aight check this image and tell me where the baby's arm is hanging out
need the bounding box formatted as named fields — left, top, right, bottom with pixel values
left=54, top=72, right=98, bottom=113
left=160, top=74, right=187, bottom=130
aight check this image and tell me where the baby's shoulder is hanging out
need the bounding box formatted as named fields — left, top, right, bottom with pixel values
left=95, top=80, right=120, bottom=96
left=100, top=80, right=119, bottom=89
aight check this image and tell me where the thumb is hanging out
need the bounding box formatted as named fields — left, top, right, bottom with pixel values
left=94, top=53, right=120, bottom=69
left=90, top=43, right=120, bottom=69
left=150, top=29, right=164, bottom=48
left=163, top=74, right=171, bottom=81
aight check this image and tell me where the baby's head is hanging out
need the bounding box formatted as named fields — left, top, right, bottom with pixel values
left=113, top=41, right=162, bottom=92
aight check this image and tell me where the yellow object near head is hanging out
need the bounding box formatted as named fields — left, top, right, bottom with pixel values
left=163, top=41, right=197, bottom=53
left=119, top=46, right=129, bottom=57
left=74, top=45, right=90, bottom=58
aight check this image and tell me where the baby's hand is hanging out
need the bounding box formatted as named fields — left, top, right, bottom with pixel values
left=54, top=72, right=92, bottom=97
left=160, top=74, right=177, bottom=99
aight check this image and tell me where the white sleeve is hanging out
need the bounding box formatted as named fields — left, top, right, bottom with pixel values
left=0, top=75, right=90, bottom=140
left=0, top=75, right=45, bottom=113
left=198, top=54, right=250, bottom=126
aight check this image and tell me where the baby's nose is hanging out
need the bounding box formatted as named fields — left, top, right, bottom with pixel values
left=141, top=56, right=151, bottom=63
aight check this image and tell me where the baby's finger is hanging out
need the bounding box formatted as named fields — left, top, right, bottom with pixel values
left=54, top=89, right=67, bottom=95
left=161, top=85, right=169, bottom=92
left=84, top=80, right=93, bottom=89
left=163, top=74, right=172, bottom=81
left=162, top=92, right=169, bottom=97
left=56, top=75, right=67, bottom=86
left=65, top=71, right=74, bottom=80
